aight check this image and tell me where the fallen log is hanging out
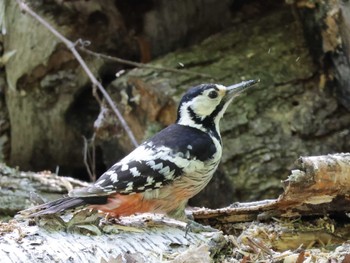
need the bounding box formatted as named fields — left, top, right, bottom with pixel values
left=1, top=153, right=350, bottom=262
left=3, top=154, right=350, bottom=220
left=0, top=214, right=225, bottom=263
left=193, top=153, right=350, bottom=223
left=0, top=164, right=89, bottom=216
left=0, top=164, right=226, bottom=262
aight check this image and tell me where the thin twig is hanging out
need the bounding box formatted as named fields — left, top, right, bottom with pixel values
left=16, top=0, right=139, bottom=147
left=78, top=46, right=213, bottom=78
left=246, top=237, right=274, bottom=256
left=91, top=135, right=96, bottom=181
left=82, top=136, right=93, bottom=182
left=82, top=136, right=96, bottom=182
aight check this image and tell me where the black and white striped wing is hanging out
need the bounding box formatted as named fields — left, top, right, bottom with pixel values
left=70, top=124, right=217, bottom=197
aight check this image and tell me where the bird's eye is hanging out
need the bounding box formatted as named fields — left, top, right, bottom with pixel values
left=208, top=90, right=218, bottom=99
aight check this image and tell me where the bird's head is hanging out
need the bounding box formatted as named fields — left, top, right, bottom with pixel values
left=176, top=80, right=258, bottom=133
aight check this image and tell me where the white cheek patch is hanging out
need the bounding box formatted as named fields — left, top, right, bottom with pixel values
left=192, top=96, right=219, bottom=117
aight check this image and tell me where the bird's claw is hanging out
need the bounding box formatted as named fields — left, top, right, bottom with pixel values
left=185, top=220, right=219, bottom=237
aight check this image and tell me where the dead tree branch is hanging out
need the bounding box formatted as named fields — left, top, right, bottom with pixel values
left=0, top=164, right=90, bottom=215
left=78, top=46, right=213, bottom=78
left=193, top=153, right=350, bottom=223
left=82, top=135, right=96, bottom=182
left=2, top=153, right=350, bottom=262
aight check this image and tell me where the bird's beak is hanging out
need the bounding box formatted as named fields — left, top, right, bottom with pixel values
left=226, top=79, right=259, bottom=97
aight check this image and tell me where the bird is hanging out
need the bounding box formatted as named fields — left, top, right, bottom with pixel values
left=22, top=80, right=258, bottom=221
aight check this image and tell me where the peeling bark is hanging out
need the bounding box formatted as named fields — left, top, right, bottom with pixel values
left=2, top=153, right=350, bottom=262
left=3, top=153, right=350, bottom=225
left=294, top=0, right=350, bottom=110
left=0, top=216, right=224, bottom=263
left=193, top=153, right=350, bottom=223
left=0, top=164, right=89, bottom=216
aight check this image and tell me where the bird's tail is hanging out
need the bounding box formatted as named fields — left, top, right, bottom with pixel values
left=20, top=196, right=108, bottom=217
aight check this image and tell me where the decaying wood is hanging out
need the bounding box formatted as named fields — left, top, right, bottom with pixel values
left=2, top=153, right=350, bottom=220
left=223, top=218, right=350, bottom=262
left=1, top=153, right=350, bottom=262
left=0, top=164, right=89, bottom=216
left=293, top=0, right=350, bottom=111
left=0, top=162, right=225, bottom=262
left=193, top=153, right=350, bottom=224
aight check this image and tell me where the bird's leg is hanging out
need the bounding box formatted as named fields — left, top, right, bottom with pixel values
left=167, top=207, right=218, bottom=235
left=184, top=211, right=219, bottom=236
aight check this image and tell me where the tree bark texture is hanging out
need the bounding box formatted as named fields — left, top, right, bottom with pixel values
left=2, top=1, right=350, bottom=207
left=1, top=153, right=350, bottom=262
left=295, top=0, right=350, bottom=110
left=0, top=163, right=89, bottom=216
left=3, top=153, right=349, bottom=221
left=0, top=216, right=224, bottom=263
left=2, top=0, right=231, bottom=175
left=98, top=3, right=350, bottom=206
left=193, top=153, right=350, bottom=224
